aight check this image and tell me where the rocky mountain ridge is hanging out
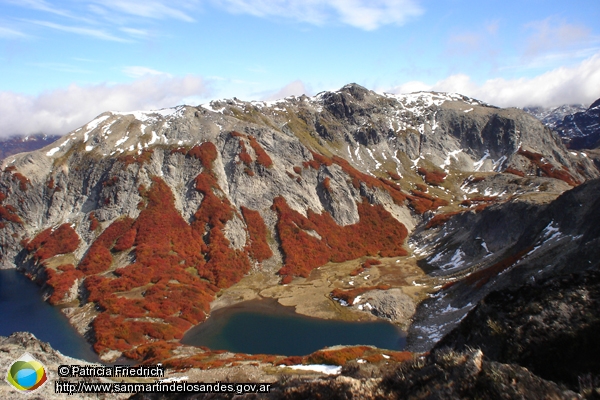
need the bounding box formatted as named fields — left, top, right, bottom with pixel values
left=0, top=83, right=598, bottom=368
left=525, top=99, right=600, bottom=150
left=554, top=98, right=600, bottom=149
left=524, top=104, right=588, bottom=130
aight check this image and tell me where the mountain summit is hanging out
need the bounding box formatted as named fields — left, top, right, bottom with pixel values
left=0, top=84, right=598, bottom=364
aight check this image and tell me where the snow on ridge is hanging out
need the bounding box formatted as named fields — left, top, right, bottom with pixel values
left=46, top=147, right=60, bottom=156
left=285, top=365, right=342, bottom=375
left=45, top=137, right=72, bottom=157
left=85, top=115, right=110, bottom=133
left=383, top=91, right=487, bottom=108
left=111, top=106, right=185, bottom=122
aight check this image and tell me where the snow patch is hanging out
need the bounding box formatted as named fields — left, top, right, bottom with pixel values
left=473, top=150, right=490, bottom=171
left=46, top=147, right=60, bottom=156
left=286, top=365, right=342, bottom=375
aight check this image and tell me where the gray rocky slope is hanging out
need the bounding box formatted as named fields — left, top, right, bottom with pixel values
left=0, top=83, right=598, bottom=363
left=1, top=84, right=595, bottom=264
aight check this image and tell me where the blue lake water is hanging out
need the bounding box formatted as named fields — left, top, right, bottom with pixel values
left=182, top=299, right=406, bottom=356
left=1, top=269, right=405, bottom=361
left=0, top=269, right=99, bottom=362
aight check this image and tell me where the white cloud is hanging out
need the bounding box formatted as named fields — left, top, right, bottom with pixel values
left=262, top=80, right=310, bottom=100
left=0, top=75, right=210, bottom=137
left=90, top=0, right=197, bottom=23
left=524, top=18, right=591, bottom=58
left=122, top=66, right=170, bottom=78
left=27, top=20, right=131, bottom=42
left=214, top=0, right=423, bottom=30
left=0, top=26, right=27, bottom=38
left=389, top=53, right=600, bottom=108
left=4, top=0, right=75, bottom=19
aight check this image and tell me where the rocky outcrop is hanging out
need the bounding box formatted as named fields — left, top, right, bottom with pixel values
left=407, top=178, right=600, bottom=352
left=0, top=332, right=128, bottom=399
left=436, top=269, right=600, bottom=392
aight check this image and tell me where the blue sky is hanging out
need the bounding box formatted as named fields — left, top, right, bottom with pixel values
left=0, top=0, right=599, bottom=136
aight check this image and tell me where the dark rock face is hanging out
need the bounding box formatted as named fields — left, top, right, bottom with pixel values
left=378, top=349, right=581, bottom=400
left=407, top=178, right=600, bottom=352
left=128, top=349, right=581, bottom=399
left=436, top=270, right=600, bottom=391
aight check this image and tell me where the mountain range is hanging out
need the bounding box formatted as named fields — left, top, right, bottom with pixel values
left=1, top=83, right=599, bottom=398
left=524, top=99, right=600, bottom=150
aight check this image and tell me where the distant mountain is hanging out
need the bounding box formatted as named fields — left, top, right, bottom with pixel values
left=554, top=98, right=600, bottom=149
left=523, top=104, right=587, bottom=130
left=524, top=99, right=600, bottom=149
left=0, top=134, right=61, bottom=161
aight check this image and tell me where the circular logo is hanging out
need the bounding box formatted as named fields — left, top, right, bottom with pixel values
left=5, top=353, right=48, bottom=393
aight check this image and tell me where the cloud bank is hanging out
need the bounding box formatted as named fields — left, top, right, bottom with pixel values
left=0, top=75, right=209, bottom=137
left=214, top=0, right=423, bottom=30
left=390, top=53, right=600, bottom=108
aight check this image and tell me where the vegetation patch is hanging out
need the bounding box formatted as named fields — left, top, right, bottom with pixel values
left=272, top=196, right=408, bottom=279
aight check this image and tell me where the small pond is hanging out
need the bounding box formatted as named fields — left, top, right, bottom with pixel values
left=182, top=298, right=405, bottom=356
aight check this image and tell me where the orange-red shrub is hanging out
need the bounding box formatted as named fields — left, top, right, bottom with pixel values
left=27, top=224, right=80, bottom=261
left=387, top=171, right=402, bottom=180
left=503, top=167, right=525, bottom=177
left=273, top=196, right=407, bottom=278
left=46, top=264, right=84, bottom=305
left=417, top=167, right=446, bottom=185
left=363, top=258, right=382, bottom=268
left=238, top=140, right=252, bottom=165
left=241, top=206, right=272, bottom=262
left=517, top=148, right=579, bottom=186
left=113, top=228, right=136, bottom=251
left=88, top=212, right=99, bottom=231
left=0, top=205, right=22, bottom=225
left=248, top=136, right=273, bottom=167
left=193, top=167, right=250, bottom=288
left=119, top=149, right=154, bottom=166
left=322, top=177, right=331, bottom=192
left=79, top=245, right=113, bottom=274
left=306, top=346, right=371, bottom=365
left=410, top=190, right=448, bottom=209
left=425, top=211, right=462, bottom=229
left=415, top=183, right=428, bottom=192
left=78, top=217, right=134, bottom=274
left=331, top=284, right=390, bottom=305
left=293, top=166, right=302, bottom=175
left=187, top=142, right=218, bottom=170
left=12, top=172, right=30, bottom=191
